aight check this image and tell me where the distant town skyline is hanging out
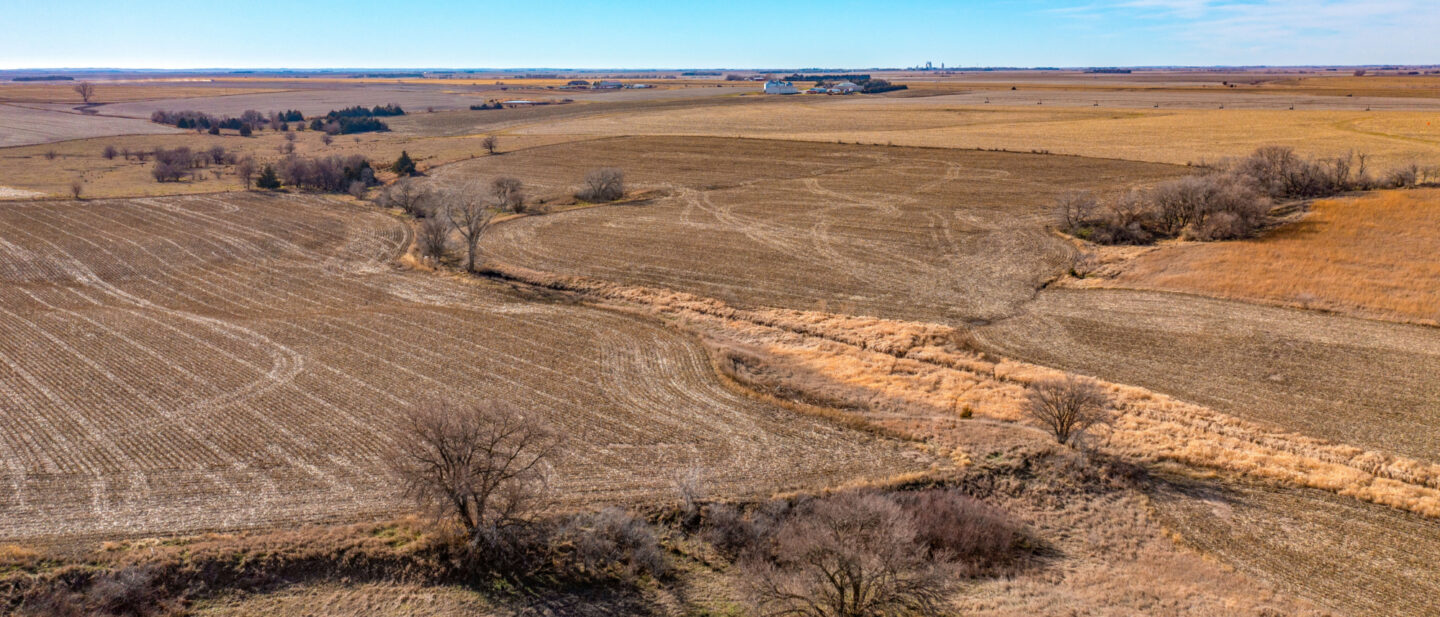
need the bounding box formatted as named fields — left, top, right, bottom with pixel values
left=2, top=1, right=1436, bottom=70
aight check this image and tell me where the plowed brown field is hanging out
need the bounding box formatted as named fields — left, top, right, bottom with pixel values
left=0, top=192, right=927, bottom=542
left=464, top=136, right=1183, bottom=324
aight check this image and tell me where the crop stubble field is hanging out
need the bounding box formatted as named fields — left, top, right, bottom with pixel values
left=467, top=136, right=1184, bottom=324
left=511, top=98, right=1440, bottom=170
left=0, top=192, right=927, bottom=542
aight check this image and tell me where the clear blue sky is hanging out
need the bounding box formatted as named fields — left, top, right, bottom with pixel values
left=3, top=1, right=1436, bottom=69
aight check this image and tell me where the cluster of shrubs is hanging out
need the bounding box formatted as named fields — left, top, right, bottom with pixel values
left=148, top=146, right=238, bottom=182
left=469, top=101, right=504, bottom=110
left=1060, top=146, right=1433, bottom=244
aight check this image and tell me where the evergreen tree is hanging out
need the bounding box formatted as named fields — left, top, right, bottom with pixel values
left=392, top=150, right=417, bottom=176
left=256, top=164, right=281, bottom=190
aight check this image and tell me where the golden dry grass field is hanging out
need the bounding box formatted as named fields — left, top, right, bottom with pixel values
left=1083, top=189, right=1440, bottom=325
left=0, top=192, right=927, bottom=542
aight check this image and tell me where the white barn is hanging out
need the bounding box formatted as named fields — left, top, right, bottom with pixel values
left=763, top=80, right=799, bottom=95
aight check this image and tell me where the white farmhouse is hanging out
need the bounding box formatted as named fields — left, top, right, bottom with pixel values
left=763, top=80, right=799, bottom=94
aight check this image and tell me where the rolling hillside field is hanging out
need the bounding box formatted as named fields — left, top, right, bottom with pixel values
left=0, top=192, right=928, bottom=542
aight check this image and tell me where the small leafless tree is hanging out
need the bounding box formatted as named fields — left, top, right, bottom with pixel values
left=481, top=135, right=498, bottom=155
left=444, top=184, right=496, bottom=272
left=491, top=176, right=524, bottom=212
left=207, top=146, right=227, bottom=165
left=235, top=157, right=256, bottom=190
left=321, top=133, right=333, bottom=146
left=578, top=168, right=625, bottom=202
left=417, top=215, right=450, bottom=261
left=1055, top=190, right=1098, bottom=231
left=73, top=81, right=95, bottom=103
left=380, top=178, right=431, bottom=217
left=1022, top=375, right=1111, bottom=446
left=69, top=180, right=84, bottom=200
left=101, top=145, right=118, bottom=160
left=392, top=399, right=560, bottom=549
left=741, top=492, right=951, bottom=617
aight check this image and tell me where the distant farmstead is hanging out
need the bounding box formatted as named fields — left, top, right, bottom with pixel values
left=764, top=80, right=800, bottom=95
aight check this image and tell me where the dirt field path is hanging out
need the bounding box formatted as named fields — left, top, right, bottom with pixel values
left=0, top=193, right=927, bottom=542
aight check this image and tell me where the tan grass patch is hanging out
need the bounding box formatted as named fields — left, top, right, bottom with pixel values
left=1078, top=189, right=1440, bottom=325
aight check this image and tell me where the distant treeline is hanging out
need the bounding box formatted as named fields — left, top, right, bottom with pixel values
left=353, top=73, right=423, bottom=78
left=152, top=105, right=401, bottom=135
left=12, top=75, right=74, bottom=81
left=152, top=109, right=305, bottom=134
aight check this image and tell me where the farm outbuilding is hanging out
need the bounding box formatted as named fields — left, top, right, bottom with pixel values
left=764, top=80, right=799, bottom=94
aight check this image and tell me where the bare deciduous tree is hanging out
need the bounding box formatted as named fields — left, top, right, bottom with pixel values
left=578, top=168, right=625, bottom=202
left=741, top=492, right=951, bottom=617
left=1021, top=375, right=1111, bottom=446
left=1055, top=190, right=1097, bottom=231
left=235, top=158, right=257, bottom=190
left=491, top=176, right=524, bottom=213
left=69, top=180, right=83, bottom=200
left=380, top=178, right=431, bottom=217
left=392, top=399, right=560, bottom=549
left=481, top=135, right=498, bottom=155
left=73, top=82, right=95, bottom=103
left=417, top=215, right=450, bottom=261
left=444, top=185, right=496, bottom=272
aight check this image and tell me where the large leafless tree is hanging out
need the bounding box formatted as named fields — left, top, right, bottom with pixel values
left=443, top=185, right=495, bottom=272
left=73, top=81, right=95, bottom=103
left=392, top=399, right=560, bottom=549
